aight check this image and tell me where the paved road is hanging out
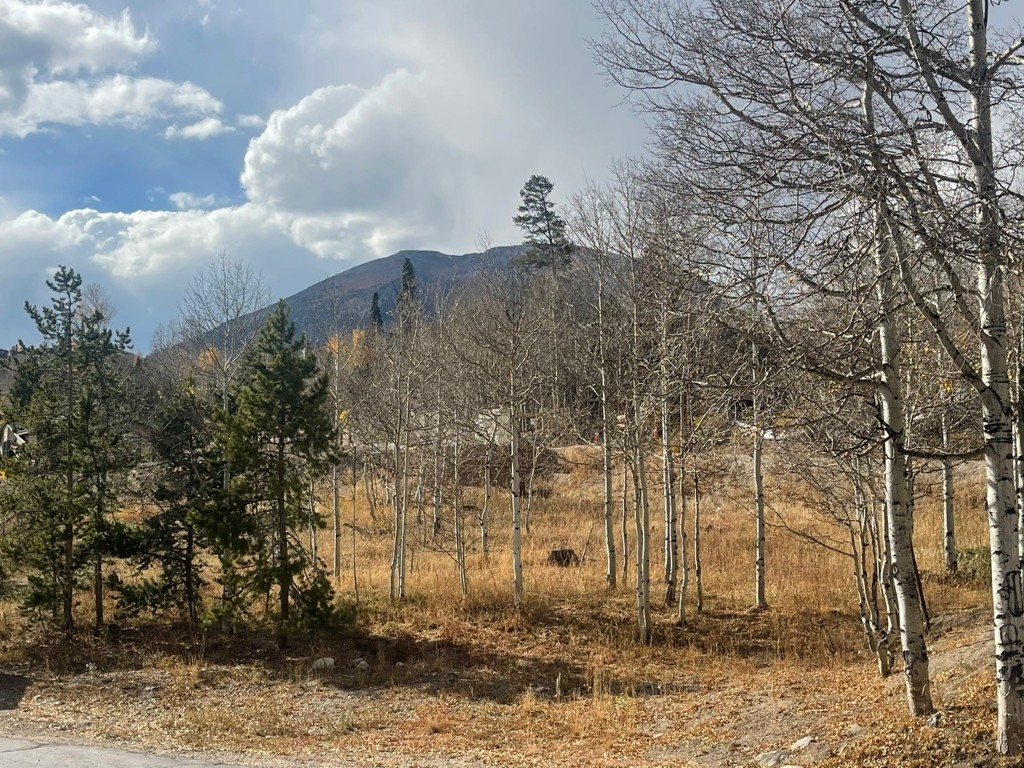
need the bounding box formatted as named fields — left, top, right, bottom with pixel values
left=0, top=737, right=243, bottom=767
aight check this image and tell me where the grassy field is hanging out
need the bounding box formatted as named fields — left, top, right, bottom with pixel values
left=0, top=443, right=1008, bottom=767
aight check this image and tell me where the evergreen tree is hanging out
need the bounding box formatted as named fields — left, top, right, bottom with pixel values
left=225, top=301, right=337, bottom=645
left=400, top=257, right=417, bottom=303
left=513, top=174, right=574, bottom=272
left=369, top=291, right=383, bottom=331
left=117, top=381, right=221, bottom=624
left=397, top=257, right=419, bottom=327
left=1, top=266, right=135, bottom=634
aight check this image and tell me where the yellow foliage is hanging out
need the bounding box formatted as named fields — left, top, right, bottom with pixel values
left=197, top=347, right=219, bottom=369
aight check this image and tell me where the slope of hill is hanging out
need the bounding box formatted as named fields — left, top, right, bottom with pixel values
left=268, top=245, right=528, bottom=345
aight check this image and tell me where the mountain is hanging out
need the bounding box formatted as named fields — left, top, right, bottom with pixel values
left=261, top=245, right=528, bottom=345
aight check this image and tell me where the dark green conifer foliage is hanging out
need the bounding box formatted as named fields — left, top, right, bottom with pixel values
left=225, top=301, right=336, bottom=645
left=512, top=174, right=574, bottom=271
left=1, top=266, right=135, bottom=635
left=369, top=291, right=384, bottom=331
left=117, top=382, right=220, bottom=624
left=400, top=257, right=417, bottom=303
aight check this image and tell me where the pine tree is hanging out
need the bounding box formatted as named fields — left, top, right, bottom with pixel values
left=1, top=266, right=135, bottom=634
left=369, top=291, right=383, bottom=331
left=118, top=381, right=221, bottom=624
left=399, top=257, right=417, bottom=304
left=513, top=175, right=574, bottom=272
left=226, top=301, right=336, bottom=646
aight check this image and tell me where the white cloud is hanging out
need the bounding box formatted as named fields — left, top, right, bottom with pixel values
left=169, top=191, right=224, bottom=210
left=236, top=113, right=265, bottom=129
left=164, top=116, right=233, bottom=140
left=0, top=1, right=223, bottom=136
left=0, top=1, right=154, bottom=77
left=0, top=74, right=221, bottom=136
left=241, top=70, right=464, bottom=257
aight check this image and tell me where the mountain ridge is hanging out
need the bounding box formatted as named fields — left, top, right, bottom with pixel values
left=252, top=245, right=529, bottom=346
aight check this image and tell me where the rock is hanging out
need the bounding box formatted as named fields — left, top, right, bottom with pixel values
left=354, top=659, right=371, bottom=672
left=756, top=750, right=790, bottom=767
left=790, top=736, right=815, bottom=751
left=395, top=662, right=406, bottom=668
left=311, top=657, right=335, bottom=672
left=927, top=712, right=942, bottom=727
left=844, top=724, right=863, bottom=736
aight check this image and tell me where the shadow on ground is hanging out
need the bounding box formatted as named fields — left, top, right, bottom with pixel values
left=0, top=673, right=30, bottom=710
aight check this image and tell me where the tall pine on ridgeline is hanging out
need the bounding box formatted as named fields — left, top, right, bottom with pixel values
left=513, top=175, right=574, bottom=272
left=0, top=266, right=135, bottom=635
left=225, top=301, right=337, bottom=646
left=369, top=291, right=384, bottom=332
left=399, top=257, right=417, bottom=304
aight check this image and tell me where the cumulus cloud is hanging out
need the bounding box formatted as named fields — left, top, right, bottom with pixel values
left=0, top=1, right=221, bottom=135
left=236, top=113, right=265, bottom=129
left=168, top=192, right=225, bottom=210
left=164, top=116, right=233, bottom=140
left=0, top=0, right=154, bottom=77
left=0, top=74, right=221, bottom=136
left=241, top=70, right=465, bottom=257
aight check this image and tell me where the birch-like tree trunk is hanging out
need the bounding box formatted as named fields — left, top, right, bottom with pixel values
left=753, top=414, right=767, bottom=611
left=621, top=454, right=629, bottom=586
left=873, top=200, right=933, bottom=716
left=693, top=460, right=704, bottom=613
left=453, top=406, right=468, bottom=596
left=481, top=444, right=492, bottom=558
left=510, top=398, right=524, bottom=609
left=599, top=269, right=616, bottom=590
left=662, top=396, right=678, bottom=605
left=677, top=401, right=689, bottom=625
left=941, top=413, right=957, bottom=574
left=633, top=445, right=652, bottom=644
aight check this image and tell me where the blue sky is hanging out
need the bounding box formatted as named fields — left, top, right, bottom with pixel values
left=0, top=0, right=647, bottom=349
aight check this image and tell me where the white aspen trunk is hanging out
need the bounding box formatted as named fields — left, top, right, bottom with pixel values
left=453, top=407, right=468, bottom=596
left=598, top=267, right=616, bottom=589
left=332, top=462, right=342, bottom=579
left=351, top=443, right=359, bottom=602
left=874, top=204, right=933, bottom=716
left=333, top=354, right=342, bottom=579
left=481, top=446, right=492, bottom=558
left=1014, top=326, right=1024, bottom=563
left=1016, top=406, right=1024, bottom=563
left=621, top=454, right=630, bottom=586
left=753, top=418, right=767, bottom=611
left=677, top=450, right=689, bottom=625
left=432, top=398, right=442, bottom=537
left=854, top=467, right=888, bottom=677
left=399, top=406, right=412, bottom=591
left=941, top=413, right=957, bottom=574
left=510, top=398, right=524, bottom=609
left=693, top=460, right=704, bottom=613
left=878, top=492, right=900, bottom=640
left=677, top=394, right=689, bottom=625
left=389, top=403, right=403, bottom=600
left=602, top=410, right=616, bottom=589
left=309, top=476, right=318, bottom=559
left=662, top=397, right=678, bottom=605
left=964, top=1, right=1024, bottom=750
left=633, top=444, right=652, bottom=644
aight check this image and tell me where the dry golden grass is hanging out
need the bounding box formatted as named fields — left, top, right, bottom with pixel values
left=0, top=445, right=1005, bottom=767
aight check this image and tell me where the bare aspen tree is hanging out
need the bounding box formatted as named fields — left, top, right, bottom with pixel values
left=449, top=267, right=545, bottom=608
left=568, top=183, right=628, bottom=590
left=179, top=251, right=269, bottom=413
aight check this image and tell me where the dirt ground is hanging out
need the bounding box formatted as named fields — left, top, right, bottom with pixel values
left=0, top=604, right=1014, bottom=768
